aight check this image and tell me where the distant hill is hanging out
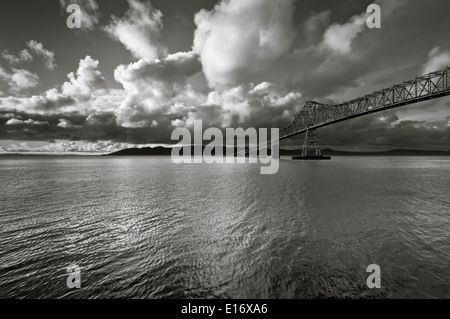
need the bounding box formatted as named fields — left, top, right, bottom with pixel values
left=107, top=146, right=450, bottom=156
left=107, top=146, right=173, bottom=156
left=320, top=148, right=450, bottom=156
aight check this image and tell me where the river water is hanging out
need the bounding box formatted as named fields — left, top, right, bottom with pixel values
left=1, top=156, right=449, bottom=298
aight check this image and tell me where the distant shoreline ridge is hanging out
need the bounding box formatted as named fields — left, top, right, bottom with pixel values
left=2, top=146, right=450, bottom=156
left=106, top=146, right=450, bottom=157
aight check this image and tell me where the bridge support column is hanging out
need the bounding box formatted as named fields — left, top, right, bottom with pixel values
left=292, top=129, right=331, bottom=160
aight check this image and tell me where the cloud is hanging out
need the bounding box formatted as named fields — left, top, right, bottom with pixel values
left=105, top=0, right=166, bottom=62
left=304, top=10, right=331, bottom=38
left=157, top=81, right=303, bottom=140
left=5, top=118, right=48, bottom=125
left=422, top=47, right=450, bottom=73
left=190, top=82, right=302, bottom=129
left=4, top=118, right=25, bottom=125
left=286, top=0, right=416, bottom=100
left=57, top=118, right=78, bottom=128
left=61, top=56, right=107, bottom=98
left=2, top=40, right=56, bottom=70
left=2, top=49, right=33, bottom=65
left=2, top=0, right=450, bottom=152
left=193, top=0, right=296, bottom=89
left=113, top=51, right=202, bottom=128
left=60, top=0, right=100, bottom=31
left=26, top=40, right=57, bottom=70
left=319, top=0, right=410, bottom=57
left=317, top=110, right=450, bottom=150
left=108, top=46, right=302, bottom=141
left=0, top=66, right=39, bottom=94
left=0, top=140, right=141, bottom=154
left=0, top=56, right=114, bottom=113
left=321, top=13, right=366, bottom=54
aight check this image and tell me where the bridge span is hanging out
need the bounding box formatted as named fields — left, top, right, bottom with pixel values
left=279, top=67, right=450, bottom=159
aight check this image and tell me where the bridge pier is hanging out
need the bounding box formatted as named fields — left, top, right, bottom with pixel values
left=292, top=129, right=331, bottom=160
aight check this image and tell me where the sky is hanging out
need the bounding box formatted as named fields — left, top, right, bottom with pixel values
left=0, top=0, right=450, bottom=153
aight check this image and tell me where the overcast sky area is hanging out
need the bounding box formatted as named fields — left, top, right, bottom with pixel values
left=0, top=0, right=450, bottom=153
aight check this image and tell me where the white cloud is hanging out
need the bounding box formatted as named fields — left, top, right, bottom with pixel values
left=26, top=40, right=57, bottom=70
left=25, top=119, right=48, bottom=125
left=60, top=0, right=100, bottom=31
left=5, top=118, right=24, bottom=125
left=322, top=13, right=366, bottom=54
left=0, top=112, right=15, bottom=119
left=0, top=140, right=139, bottom=154
left=105, top=0, right=166, bottom=62
left=0, top=56, right=120, bottom=114
left=57, top=119, right=79, bottom=128
left=422, top=47, right=450, bottom=74
left=193, top=0, right=296, bottom=89
left=111, top=46, right=302, bottom=131
left=62, top=56, right=107, bottom=98
left=5, top=118, right=48, bottom=125
left=191, top=82, right=302, bottom=128
left=10, top=69, right=40, bottom=91
left=0, top=66, right=39, bottom=94
left=113, top=51, right=202, bottom=127
left=2, top=49, right=33, bottom=65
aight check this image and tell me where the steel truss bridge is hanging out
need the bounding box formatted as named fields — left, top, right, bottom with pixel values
left=278, top=67, right=450, bottom=158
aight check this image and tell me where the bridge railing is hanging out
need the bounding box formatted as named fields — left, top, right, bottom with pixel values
left=279, top=66, right=450, bottom=140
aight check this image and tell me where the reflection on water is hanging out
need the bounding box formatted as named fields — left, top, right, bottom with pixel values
left=1, top=156, right=449, bottom=298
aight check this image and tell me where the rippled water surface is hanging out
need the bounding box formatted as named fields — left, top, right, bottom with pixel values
left=1, top=156, right=450, bottom=298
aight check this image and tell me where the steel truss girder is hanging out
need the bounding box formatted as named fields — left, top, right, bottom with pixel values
left=279, top=67, right=450, bottom=140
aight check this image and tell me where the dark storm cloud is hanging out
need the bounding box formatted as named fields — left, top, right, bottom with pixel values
left=283, top=0, right=450, bottom=100
left=0, top=109, right=185, bottom=144
left=316, top=111, right=450, bottom=150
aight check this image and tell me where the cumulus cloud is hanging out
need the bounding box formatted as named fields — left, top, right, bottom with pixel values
left=62, top=56, right=107, bottom=98
left=57, top=118, right=77, bottom=128
left=161, top=81, right=301, bottom=135
left=60, top=0, right=100, bottom=31
left=5, top=118, right=48, bottom=125
left=2, top=49, right=33, bottom=65
left=0, top=56, right=114, bottom=114
left=321, top=13, right=366, bottom=54
left=26, top=40, right=57, bottom=70
left=2, top=40, right=56, bottom=70
left=422, top=47, right=450, bottom=73
left=0, top=140, right=140, bottom=154
left=114, top=51, right=202, bottom=127
left=0, top=66, right=39, bottom=94
left=110, top=45, right=303, bottom=141
left=193, top=0, right=296, bottom=88
left=105, top=0, right=166, bottom=61
left=5, top=118, right=25, bottom=125
left=192, top=82, right=302, bottom=129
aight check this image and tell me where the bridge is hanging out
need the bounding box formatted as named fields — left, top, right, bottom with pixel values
left=278, top=66, right=450, bottom=159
